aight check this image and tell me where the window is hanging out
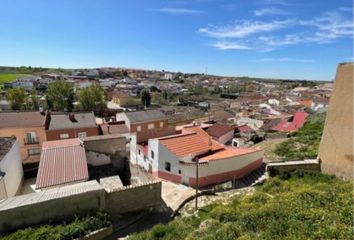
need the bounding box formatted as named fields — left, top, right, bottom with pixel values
left=178, top=170, right=181, bottom=174
left=60, top=133, right=69, bottom=139
left=28, top=148, right=41, bottom=155
left=148, top=123, right=155, bottom=130
left=138, top=149, right=141, bottom=155
left=160, top=121, right=164, bottom=127
left=25, top=132, right=38, bottom=144
left=165, top=162, right=171, bottom=172
left=151, top=150, right=155, bottom=159
left=78, top=132, right=87, bottom=139
left=137, top=125, right=142, bottom=132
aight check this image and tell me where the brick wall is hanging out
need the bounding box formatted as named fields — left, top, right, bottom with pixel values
left=46, top=127, right=99, bottom=141
left=130, top=119, right=168, bottom=132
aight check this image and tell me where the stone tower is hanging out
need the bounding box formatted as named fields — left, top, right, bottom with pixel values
left=318, top=62, right=353, bottom=180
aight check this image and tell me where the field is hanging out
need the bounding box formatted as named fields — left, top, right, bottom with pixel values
left=0, top=74, right=31, bottom=84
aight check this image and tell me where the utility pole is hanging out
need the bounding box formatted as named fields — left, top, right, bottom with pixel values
left=195, top=157, right=199, bottom=210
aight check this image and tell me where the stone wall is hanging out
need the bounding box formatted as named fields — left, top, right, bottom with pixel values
left=318, top=63, right=354, bottom=180
left=105, top=181, right=162, bottom=215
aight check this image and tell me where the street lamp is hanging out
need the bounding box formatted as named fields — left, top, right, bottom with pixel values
left=195, top=156, right=199, bottom=210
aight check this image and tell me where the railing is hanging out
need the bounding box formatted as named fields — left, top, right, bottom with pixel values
left=24, top=137, right=39, bottom=145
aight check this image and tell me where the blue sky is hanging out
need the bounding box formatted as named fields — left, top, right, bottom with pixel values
left=0, top=0, right=352, bottom=80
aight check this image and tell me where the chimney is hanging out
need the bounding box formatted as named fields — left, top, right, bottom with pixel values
left=44, top=111, right=51, bottom=130
left=69, top=113, right=76, bottom=122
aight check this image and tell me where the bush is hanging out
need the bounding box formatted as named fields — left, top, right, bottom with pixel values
left=0, top=212, right=111, bottom=240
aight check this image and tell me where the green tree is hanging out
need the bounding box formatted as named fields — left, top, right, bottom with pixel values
left=46, top=81, right=74, bottom=111
left=77, top=84, right=106, bottom=112
left=6, top=88, right=26, bottom=110
left=140, top=88, right=151, bottom=108
left=30, top=90, right=40, bottom=110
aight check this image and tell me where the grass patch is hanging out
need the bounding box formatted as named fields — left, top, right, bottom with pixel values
left=128, top=171, right=353, bottom=240
left=0, top=74, right=31, bottom=84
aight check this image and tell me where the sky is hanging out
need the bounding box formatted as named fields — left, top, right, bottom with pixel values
left=0, top=0, right=353, bottom=80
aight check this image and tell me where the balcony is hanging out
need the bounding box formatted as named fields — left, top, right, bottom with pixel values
left=24, top=137, right=39, bottom=145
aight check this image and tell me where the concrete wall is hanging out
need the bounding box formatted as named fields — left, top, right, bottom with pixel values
left=0, top=180, right=163, bottom=233
left=0, top=127, right=46, bottom=163
left=0, top=141, right=23, bottom=198
left=84, top=134, right=127, bottom=155
left=318, top=63, right=354, bottom=180
left=105, top=181, right=162, bottom=215
left=0, top=181, right=106, bottom=233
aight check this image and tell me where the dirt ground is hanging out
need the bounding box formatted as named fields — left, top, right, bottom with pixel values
left=254, top=137, right=288, bottom=162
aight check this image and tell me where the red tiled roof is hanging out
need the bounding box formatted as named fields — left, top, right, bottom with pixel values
left=0, top=111, right=45, bottom=128
left=206, top=124, right=234, bottom=138
left=272, top=111, right=309, bottom=133
left=297, top=99, right=313, bottom=108
left=159, top=127, right=223, bottom=158
left=36, top=139, right=88, bottom=189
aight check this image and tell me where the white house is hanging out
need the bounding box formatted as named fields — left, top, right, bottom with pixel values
left=141, top=126, right=263, bottom=187
left=0, top=138, right=23, bottom=199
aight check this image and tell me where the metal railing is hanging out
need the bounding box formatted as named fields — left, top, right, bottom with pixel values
left=24, top=137, right=39, bottom=145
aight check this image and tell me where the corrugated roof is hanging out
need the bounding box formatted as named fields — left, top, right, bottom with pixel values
left=48, top=112, right=96, bottom=130
left=0, top=111, right=45, bottom=128
left=35, top=139, right=89, bottom=189
left=124, top=110, right=167, bottom=124
left=206, top=124, right=234, bottom=138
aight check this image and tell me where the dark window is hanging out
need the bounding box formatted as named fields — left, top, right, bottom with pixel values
left=151, top=150, right=155, bottom=159
left=165, top=162, right=171, bottom=172
left=138, top=149, right=141, bottom=155
left=178, top=170, right=181, bottom=174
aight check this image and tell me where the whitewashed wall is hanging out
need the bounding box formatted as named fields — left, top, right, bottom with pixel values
left=0, top=141, right=23, bottom=198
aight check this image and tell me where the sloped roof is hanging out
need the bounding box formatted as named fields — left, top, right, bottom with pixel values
left=200, top=147, right=260, bottom=161
left=206, top=124, right=234, bottom=138
left=0, top=111, right=45, bottom=128
left=100, top=122, right=129, bottom=135
left=159, top=126, right=223, bottom=158
left=35, top=139, right=88, bottom=189
left=124, top=110, right=167, bottom=124
left=272, top=111, right=309, bottom=133
left=48, top=112, right=96, bottom=130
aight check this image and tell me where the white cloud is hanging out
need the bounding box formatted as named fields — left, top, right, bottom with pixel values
left=199, top=9, right=353, bottom=51
left=198, top=19, right=292, bottom=38
left=254, top=7, right=289, bottom=16
left=212, top=41, right=251, bottom=50
left=151, top=8, right=204, bottom=14
left=263, top=0, right=289, bottom=6
left=260, top=58, right=314, bottom=62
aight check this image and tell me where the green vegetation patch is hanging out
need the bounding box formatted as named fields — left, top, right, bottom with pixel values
left=273, top=112, right=326, bottom=161
left=128, top=171, right=353, bottom=240
left=0, top=74, right=31, bottom=84
left=0, top=211, right=111, bottom=240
